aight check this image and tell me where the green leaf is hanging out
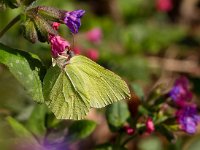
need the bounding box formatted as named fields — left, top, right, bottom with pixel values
left=95, top=143, right=113, bottom=150
left=26, top=104, right=47, bottom=136
left=43, top=55, right=130, bottom=120
left=156, top=125, right=175, bottom=142
left=7, top=117, right=42, bottom=149
left=131, top=83, right=144, bottom=100
left=0, top=43, right=44, bottom=103
left=68, top=120, right=96, bottom=140
left=7, top=116, right=34, bottom=138
left=106, top=101, right=130, bottom=131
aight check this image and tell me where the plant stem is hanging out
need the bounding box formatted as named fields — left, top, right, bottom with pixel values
left=121, top=134, right=137, bottom=147
left=0, top=14, right=21, bottom=38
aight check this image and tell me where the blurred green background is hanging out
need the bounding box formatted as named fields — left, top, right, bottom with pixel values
left=1, top=0, right=200, bottom=149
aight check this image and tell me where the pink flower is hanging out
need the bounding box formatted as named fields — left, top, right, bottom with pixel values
left=86, top=49, right=99, bottom=61
left=73, top=47, right=81, bottom=55
left=146, top=118, right=155, bottom=134
left=156, top=0, right=173, bottom=12
left=49, top=35, right=70, bottom=58
left=52, top=22, right=60, bottom=30
left=86, top=28, right=102, bottom=44
left=123, top=125, right=135, bottom=135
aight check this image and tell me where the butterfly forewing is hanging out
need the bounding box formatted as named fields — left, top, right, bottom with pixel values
left=69, top=55, right=131, bottom=108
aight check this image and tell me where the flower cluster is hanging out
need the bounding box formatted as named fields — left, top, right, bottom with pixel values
left=169, top=76, right=200, bottom=134
left=176, top=105, right=200, bottom=134
left=48, top=10, right=85, bottom=61
left=169, top=76, right=192, bottom=106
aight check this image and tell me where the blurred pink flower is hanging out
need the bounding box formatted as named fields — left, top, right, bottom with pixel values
left=123, top=125, right=135, bottom=135
left=146, top=117, right=155, bottom=134
left=86, top=28, right=102, bottom=44
left=73, top=47, right=81, bottom=55
left=156, top=0, right=173, bottom=12
left=86, top=49, right=99, bottom=61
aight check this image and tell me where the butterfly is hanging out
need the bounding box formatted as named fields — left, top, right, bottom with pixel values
left=43, top=55, right=131, bottom=120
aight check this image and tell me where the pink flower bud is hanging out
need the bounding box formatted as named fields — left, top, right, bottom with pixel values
left=52, top=22, right=60, bottom=30
left=86, top=28, right=102, bottom=44
left=156, top=0, right=173, bottom=12
left=86, top=49, right=99, bottom=61
left=146, top=118, right=155, bottom=134
left=123, top=125, right=135, bottom=135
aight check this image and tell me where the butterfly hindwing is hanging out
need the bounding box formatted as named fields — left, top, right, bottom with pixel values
left=43, top=65, right=90, bottom=120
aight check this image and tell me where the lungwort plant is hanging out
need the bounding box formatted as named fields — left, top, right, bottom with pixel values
left=0, top=0, right=131, bottom=120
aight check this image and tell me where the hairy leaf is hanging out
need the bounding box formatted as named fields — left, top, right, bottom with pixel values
left=0, top=43, right=44, bottom=102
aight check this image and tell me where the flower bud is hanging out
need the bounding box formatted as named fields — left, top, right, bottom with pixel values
left=21, top=19, right=38, bottom=43
left=37, top=6, right=62, bottom=22
left=146, top=117, right=155, bottom=134
left=33, top=15, right=58, bottom=42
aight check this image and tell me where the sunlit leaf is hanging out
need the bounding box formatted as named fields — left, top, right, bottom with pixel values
left=7, top=117, right=42, bottom=149
left=106, top=101, right=130, bottom=131
left=68, top=120, right=96, bottom=140
left=26, top=104, right=47, bottom=136
left=43, top=55, right=130, bottom=120
left=0, top=43, right=44, bottom=102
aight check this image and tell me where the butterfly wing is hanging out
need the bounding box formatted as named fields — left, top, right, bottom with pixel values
left=43, top=66, right=90, bottom=120
left=68, top=55, right=131, bottom=108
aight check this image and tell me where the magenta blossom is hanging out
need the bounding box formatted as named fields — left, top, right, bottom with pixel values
left=123, top=125, right=135, bottom=135
left=52, top=22, right=60, bottom=30
left=156, top=0, right=173, bottom=12
left=86, top=49, right=99, bottom=61
left=169, top=76, right=192, bottom=105
left=86, top=27, right=102, bottom=44
left=176, top=105, right=200, bottom=134
left=146, top=117, right=155, bottom=134
left=49, top=35, right=70, bottom=58
left=63, top=10, right=85, bottom=34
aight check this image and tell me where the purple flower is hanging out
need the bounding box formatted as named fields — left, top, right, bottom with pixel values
left=49, top=35, right=70, bottom=58
left=63, top=10, right=85, bottom=34
left=169, top=76, right=192, bottom=105
left=176, top=105, right=200, bottom=134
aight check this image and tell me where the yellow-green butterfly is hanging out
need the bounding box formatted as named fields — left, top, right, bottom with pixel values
left=43, top=55, right=130, bottom=120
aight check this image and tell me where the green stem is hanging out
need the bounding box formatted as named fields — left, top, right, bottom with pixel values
left=0, top=14, right=21, bottom=38
left=113, top=133, right=123, bottom=149
left=121, top=134, right=137, bottom=147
